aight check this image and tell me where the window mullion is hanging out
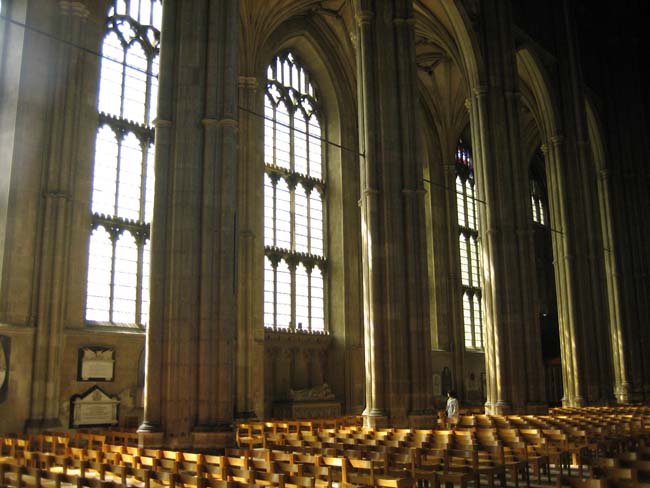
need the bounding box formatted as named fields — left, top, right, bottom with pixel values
left=289, top=109, right=296, bottom=253
left=272, top=177, right=278, bottom=247
left=109, top=231, right=118, bottom=323
left=290, top=262, right=296, bottom=330
left=471, top=294, right=477, bottom=349
left=120, top=43, right=128, bottom=119
left=139, top=139, right=147, bottom=222
left=114, top=133, right=123, bottom=216
left=273, top=263, right=278, bottom=330
left=290, top=186, right=296, bottom=252
left=306, top=188, right=312, bottom=255
left=306, top=116, right=311, bottom=176
left=273, top=104, right=278, bottom=166
left=477, top=300, right=483, bottom=349
left=463, top=180, right=469, bottom=227
left=307, top=268, right=312, bottom=332
left=135, top=236, right=144, bottom=324
left=144, top=57, right=152, bottom=126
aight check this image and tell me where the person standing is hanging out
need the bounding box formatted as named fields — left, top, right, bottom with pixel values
left=445, top=390, right=459, bottom=429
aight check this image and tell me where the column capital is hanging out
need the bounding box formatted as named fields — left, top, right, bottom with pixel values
left=238, top=76, right=259, bottom=91
left=153, top=118, right=173, bottom=128
left=59, top=1, right=90, bottom=18
left=393, top=16, right=415, bottom=26
left=402, top=188, right=426, bottom=196
left=202, top=117, right=239, bottom=128
left=356, top=10, right=375, bottom=26
left=472, top=85, right=488, bottom=97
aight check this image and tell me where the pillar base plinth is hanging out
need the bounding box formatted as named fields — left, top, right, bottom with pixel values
left=407, top=414, right=437, bottom=429
left=192, top=430, right=234, bottom=450
left=485, top=401, right=512, bottom=415
left=524, top=403, right=549, bottom=414
left=362, top=408, right=388, bottom=428
left=137, top=420, right=161, bottom=433
left=24, top=418, right=62, bottom=432
left=137, top=431, right=165, bottom=449
left=234, top=411, right=258, bottom=421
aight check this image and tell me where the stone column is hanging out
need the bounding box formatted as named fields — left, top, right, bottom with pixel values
left=139, top=0, right=239, bottom=450
left=354, top=0, right=433, bottom=427
left=551, top=0, right=615, bottom=404
left=468, top=0, right=547, bottom=413
left=138, top=0, right=177, bottom=439
left=597, top=169, right=629, bottom=402
left=235, top=75, right=265, bottom=420
left=26, top=0, right=90, bottom=430
left=543, top=138, right=584, bottom=406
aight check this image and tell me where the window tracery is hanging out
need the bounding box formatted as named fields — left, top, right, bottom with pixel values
left=263, top=53, right=327, bottom=333
left=86, top=0, right=161, bottom=326
left=456, top=139, right=483, bottom=350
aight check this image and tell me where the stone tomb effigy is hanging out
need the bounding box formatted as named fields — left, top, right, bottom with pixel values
left=273, top=383, right=341, bottom=419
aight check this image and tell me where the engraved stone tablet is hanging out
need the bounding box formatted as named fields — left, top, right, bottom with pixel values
left=71, top=385, right=119, bottom=427
left=79, top=347, right=115, bottom=381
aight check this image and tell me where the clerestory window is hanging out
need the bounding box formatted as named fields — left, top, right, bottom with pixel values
left=263, top=52, right=327, bottom=332
left=85, top=0, right=161, bottom=327
left=530, top=168, right=548, bottom=226
left=455, top=139, right=483, bottom=350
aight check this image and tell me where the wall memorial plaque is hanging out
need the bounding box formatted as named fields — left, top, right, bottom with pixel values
left=0, top=336, right=9, bottom=403
left=70, top=385, right=119, bottom=427
left=78, top=347, right=115, bottom=381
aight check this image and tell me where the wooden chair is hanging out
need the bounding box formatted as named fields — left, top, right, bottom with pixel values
left=203, top=456, right=227, bottom=481
left=251, top=471, right=285, bottom=488
left=178, top=453, right=204, bottom=478
left=290, top=454, right=330, bottom=487
left=123, top=466, right=152, bottom=488
left=591, top=465, right=639, bottom=485
left=282, top=475, right=315, bottom=488
left=202, top=477, right=236, bottom=488
left=520, top=428, right=570, bottom=478
left=149, top=470, right=178, bottom=488
left=556, top=475, right=609, bottom=488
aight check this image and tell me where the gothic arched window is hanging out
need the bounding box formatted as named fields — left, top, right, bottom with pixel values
left=86, top=0, right=161, bottom=326
left=455, top=139, right=483, bottom=350
left=263, top=52, right=326, bottom=332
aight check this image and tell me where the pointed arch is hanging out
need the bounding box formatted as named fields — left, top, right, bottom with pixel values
left=236, top=10, right=363, bottom=417
left=415, top=0, right=485, bottom=404
left=516, top=47, right=560, bottom=144
left=585, top=96, right=630, bottom=402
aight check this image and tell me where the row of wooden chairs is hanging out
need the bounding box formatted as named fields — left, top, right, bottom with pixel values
left=0, top=446, right=411, bottom=488
left=235, top=417, right=363, bottom=450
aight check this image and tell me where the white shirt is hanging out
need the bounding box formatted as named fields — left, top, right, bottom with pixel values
left=446, top=397, right=459, bottom=418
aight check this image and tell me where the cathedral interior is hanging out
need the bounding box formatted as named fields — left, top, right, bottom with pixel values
left=0, top=0, right=649, bottom=451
